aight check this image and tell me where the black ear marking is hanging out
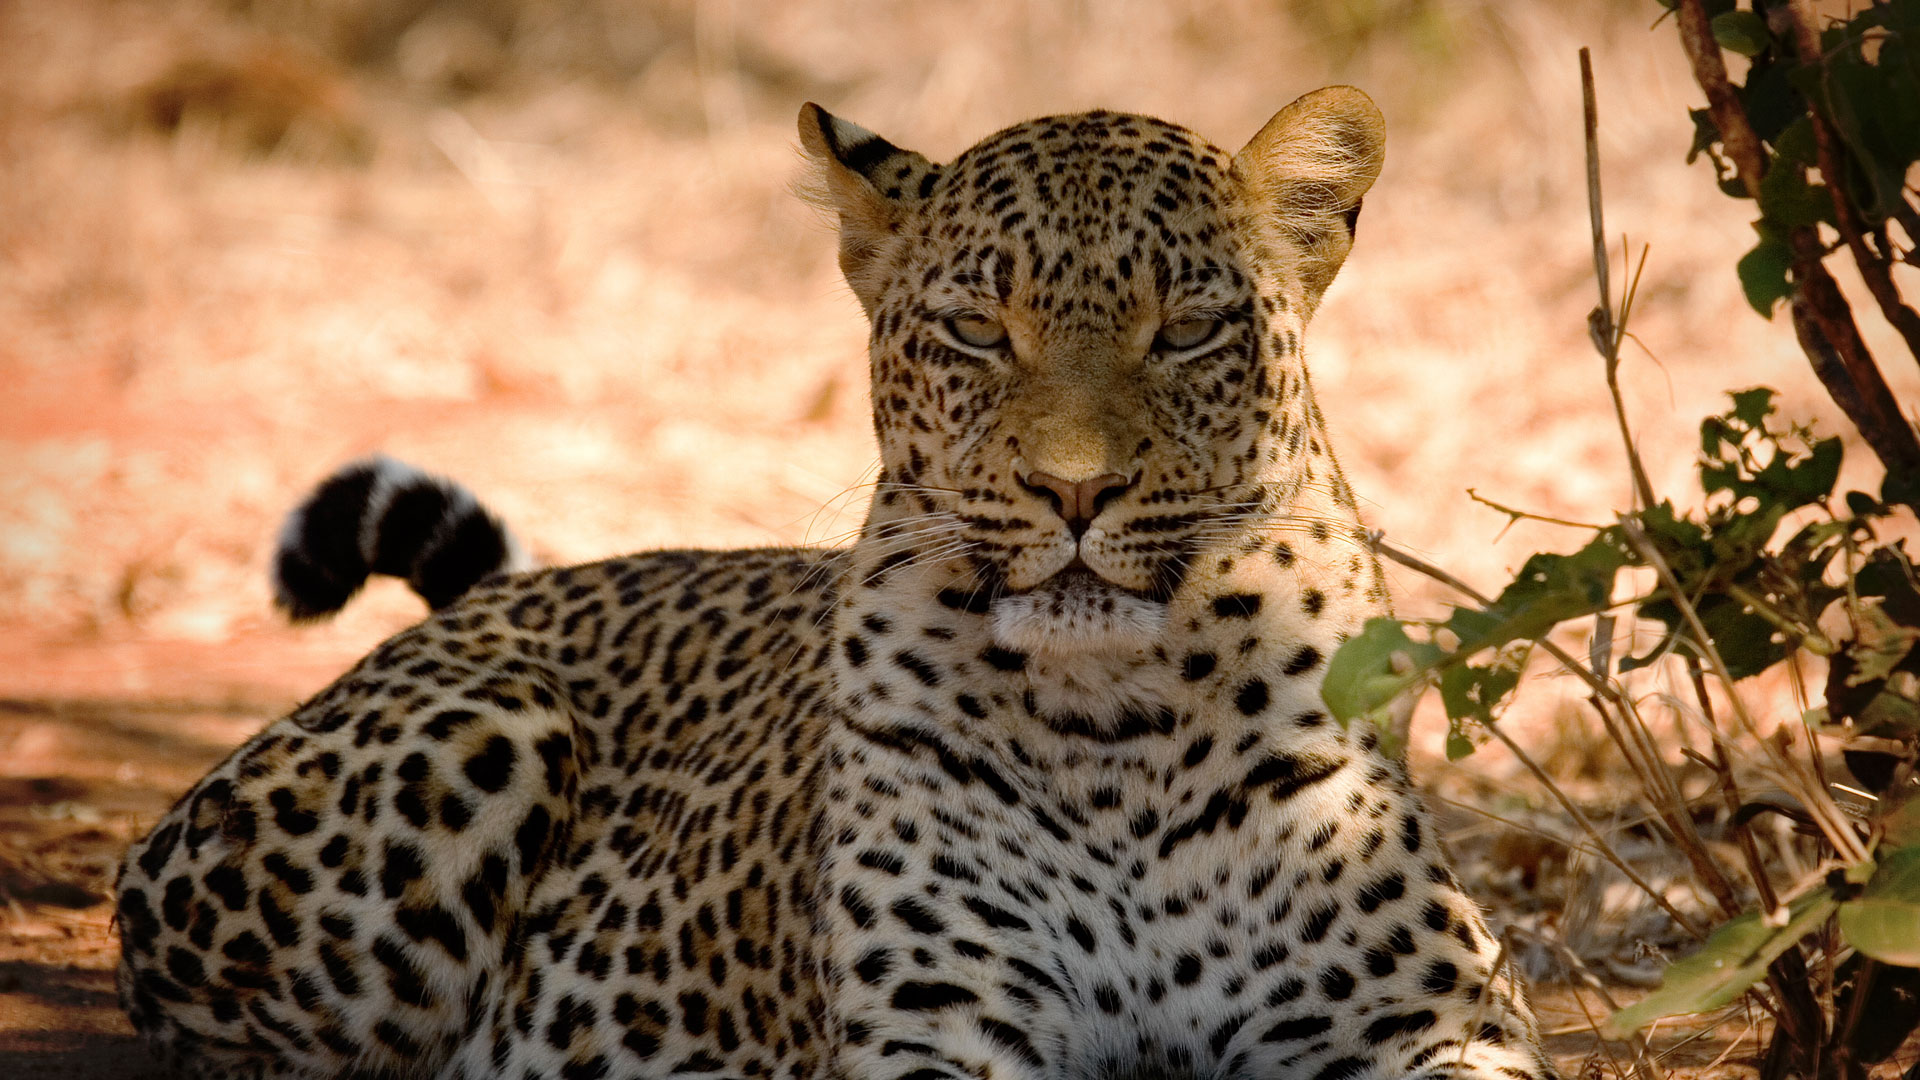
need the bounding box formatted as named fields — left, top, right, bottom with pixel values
left=804, top=103, right=925, bottom=190
left=1343, top=199, right=1363, bottom=237
left=838, top=132, right=908, bottom=179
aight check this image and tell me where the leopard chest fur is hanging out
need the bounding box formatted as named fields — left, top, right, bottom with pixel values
left=813, top=556, right=1461, bottom=1079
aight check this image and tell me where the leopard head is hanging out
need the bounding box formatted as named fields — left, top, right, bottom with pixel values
left=801, top=90, right=1386, bottom=660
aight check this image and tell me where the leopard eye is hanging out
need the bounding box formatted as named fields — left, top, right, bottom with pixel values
left=944, top=314, right=1009, bottom=350
left=1154, top=316, right=1224, bottom=353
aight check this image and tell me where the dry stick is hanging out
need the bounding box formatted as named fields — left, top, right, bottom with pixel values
left=1588, top=681, right=1747, bottom=922
left=1784, top=0, right=1920, bottom=369
left=1684, top=656, right=1784, bottom=914
left=1698, top=1014, right=1761, bottom=1075
left=1722, top=582, right=1837, bottom=656
left=1581, top=48, right=1657, bottom=512
left=1468, top=488, right=1604, bottom=531
left=1429, top=793, right=1607, bottom=859
left=1369, top=537, right=1707, bottom=938
left=1672, top=0, right=1920, bottom=492
left=1476, top=719, right=1705, bottom=940
left=1550, top=939, right=1661, bottom=1080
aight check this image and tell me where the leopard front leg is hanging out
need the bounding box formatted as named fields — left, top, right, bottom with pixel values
left=1206, top=779, right=1559, bottom=1080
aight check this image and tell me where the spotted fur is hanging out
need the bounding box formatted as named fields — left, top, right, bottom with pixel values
left=118, top=90, right=1556, bottom=1080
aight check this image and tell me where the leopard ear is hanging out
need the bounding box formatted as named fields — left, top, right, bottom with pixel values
left=1232, top=86, right=1385, bottom=313
left=797, top=104, right=940, bottom=308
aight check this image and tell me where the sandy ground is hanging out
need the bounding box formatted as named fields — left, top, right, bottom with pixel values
left=2, top=0, right=1917, bottom=1075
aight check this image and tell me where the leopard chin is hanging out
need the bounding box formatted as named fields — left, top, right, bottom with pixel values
left=987, top=567, right=1167, bottom=657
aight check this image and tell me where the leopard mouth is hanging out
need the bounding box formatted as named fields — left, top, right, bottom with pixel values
left=986, top=564, right=1169, bottom=654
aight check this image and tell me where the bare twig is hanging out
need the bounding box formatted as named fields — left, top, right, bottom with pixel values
left=1481, top=717, right=1707, bottom=938
left=1685, top=656, right=1783, bottom=913
left=1551, top=936, right=1664, bottom=1080
left=1370, top=535, right=1495, bottom=608
left=1723, top=582, right=1837, bottom=655
left=1428, top=793, right=1604, bottom=859
left=1581, top=49, right=1658, bottom=512
left=1467, top=488, right=1603, bottom=531
left=1587, top=683, right=1747, bottom=922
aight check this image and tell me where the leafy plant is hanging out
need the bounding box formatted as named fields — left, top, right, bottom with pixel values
left=1325, top=10, right=1920, bottom=1076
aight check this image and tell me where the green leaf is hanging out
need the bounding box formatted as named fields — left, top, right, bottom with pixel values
left=1857, top=688, right=1920, bottom=735
left=1728, top=387, right=1776, bottom=428
left=1320, top=618, right=1443, bottom=723
left=1848, top=603, right=1920, bottom=686
left=1697, top=390, right=1840, bottom=513
left=1856, top=544, right=1920, bottom=621
left=1444, top=728, right=1476, bottom=761
left=1625, top=593, right=1792, bottom=680
left=1737, top=233, right=1794, bottom=317
left=1685, top=106, right=1720, bottom=166
left=1438, top=653, right=1526, bottom=727
left=1469, top=535, right=1631, bottom=646
left=1710, top=10, right=1771, bottom=56
left=1325, top=537, right=1627, bottom=730
left=1885, top=797, right=1920, bottom=848
left=1845, top=491, right=1886, bottom=519
left=1607, top=888, right=1839, bottom=1035
left=1839, top=847, right=1920, bottom=966
left=1885, top=468, right=1920, bottom=510
left=1739, top=54, right=1799, bottom=144
left=1819, top=19, right=1920, bottom=224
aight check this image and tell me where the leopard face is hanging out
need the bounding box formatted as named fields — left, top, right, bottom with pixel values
left=803, top=91, right=1387, bottom=709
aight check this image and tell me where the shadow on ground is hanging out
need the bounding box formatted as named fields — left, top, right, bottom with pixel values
left=0, top=698, right=271, bottom=1075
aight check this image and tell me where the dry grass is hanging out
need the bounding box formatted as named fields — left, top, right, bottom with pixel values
left=2, top=0, right=1919, bottom=1074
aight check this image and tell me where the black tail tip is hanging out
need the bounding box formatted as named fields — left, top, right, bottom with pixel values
left=271, top=456, right=525, bottom=621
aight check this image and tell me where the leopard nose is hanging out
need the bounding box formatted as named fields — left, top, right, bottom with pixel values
left=1019, top=470, right=1134, bottom=537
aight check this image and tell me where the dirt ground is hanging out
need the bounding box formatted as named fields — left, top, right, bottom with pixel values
left=3, top=0, right=1918, bottom=1076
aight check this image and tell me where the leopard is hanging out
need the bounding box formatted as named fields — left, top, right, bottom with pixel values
left=116, top=88, right=1559, bottom=1080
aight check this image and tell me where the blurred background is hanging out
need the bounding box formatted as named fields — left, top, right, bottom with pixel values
left=10, top=0, right=1915, bottom=703
left=1, top=0, right=1917, bottom=1072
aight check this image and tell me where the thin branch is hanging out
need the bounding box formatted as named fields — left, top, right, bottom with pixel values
left=1477, top=717, right=1707, bottom=938
left=1428, top=793, right=1605, bottom=859
left=1371, top=534, right=1495, bottom=607
left=1784, top=0, right=1920, bottom=369
left=1467, top=488, right=1605, bottom=530
left=1584, top=47, right=1615, bottom=324
left=1787, top=231, right=1920, bottom=498
left=1550, top=937, right=1663, bottom=1080
left=1685, top=655, right=1782, bottom=913
left=1723, top=582, right=1837, bottom=655
left=1673, top=0, right=1920, bottom=501
left=1672, top=0, right=1765, bottom=198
